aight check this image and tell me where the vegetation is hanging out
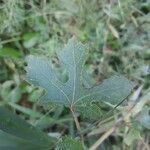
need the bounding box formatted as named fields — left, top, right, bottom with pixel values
left=0, top=0, right=149, bottom=150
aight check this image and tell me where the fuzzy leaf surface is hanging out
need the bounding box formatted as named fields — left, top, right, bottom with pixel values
left=26, top=38, right=132, bottom=106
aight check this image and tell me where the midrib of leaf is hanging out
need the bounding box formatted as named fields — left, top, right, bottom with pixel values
left=72, top=46, right=76, bottom=105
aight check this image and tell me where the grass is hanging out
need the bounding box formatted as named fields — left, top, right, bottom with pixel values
left=0, top=0, right=150, bottom=149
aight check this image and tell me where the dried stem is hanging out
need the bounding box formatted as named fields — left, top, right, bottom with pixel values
left=89, top=126, right=116, bottom=150
left=70, top=105, right=84, bottom=146
left=89, top=101, right=140, bottom=150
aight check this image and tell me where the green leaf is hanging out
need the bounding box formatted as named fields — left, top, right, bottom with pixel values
left=23, top=32, right=41, bottom=49
left=28, top=88, right=44, bottom=102
left=137, top=106, right=150, bottom=129
left=57, top=136, right=83, bottom=150
left=26, top=38, right=132, bottom=106
left=77, top=103, right=103, bottom=120
left=0, top=81, right=21, bottom=103
left=124, top=129, right=141, bottom=146
left=0, top=107, right=52, bottom=150
left=0, top=47, right=21, bottom=59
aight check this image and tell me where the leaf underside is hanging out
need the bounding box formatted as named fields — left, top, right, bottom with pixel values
left=26, top=38, right=133, bottom=106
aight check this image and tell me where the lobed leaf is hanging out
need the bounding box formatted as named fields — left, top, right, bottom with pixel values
left=26, top=38, right=133, bottom=106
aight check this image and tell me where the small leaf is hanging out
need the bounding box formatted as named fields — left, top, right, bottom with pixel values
left=137, top=106, right=150, bottom=129
left=77, top=103, right=103, bottom=120
left=0, top=107, right=53, bottom=150
left=0, top=47, right=21, bottom=59
left=57, top=136, right=83, bottom=150
left=23, top=32, right=40, bottom=49
left=28, top=88, right=44, bottom=102
left=26, top=38, right=132, bottom=106
left=124, top=129, right=141, bottom=146
left=0, top=81, right=21, bottom=103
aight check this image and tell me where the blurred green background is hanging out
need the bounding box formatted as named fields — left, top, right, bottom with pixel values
left=0, top=0, right=149, bottom=149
